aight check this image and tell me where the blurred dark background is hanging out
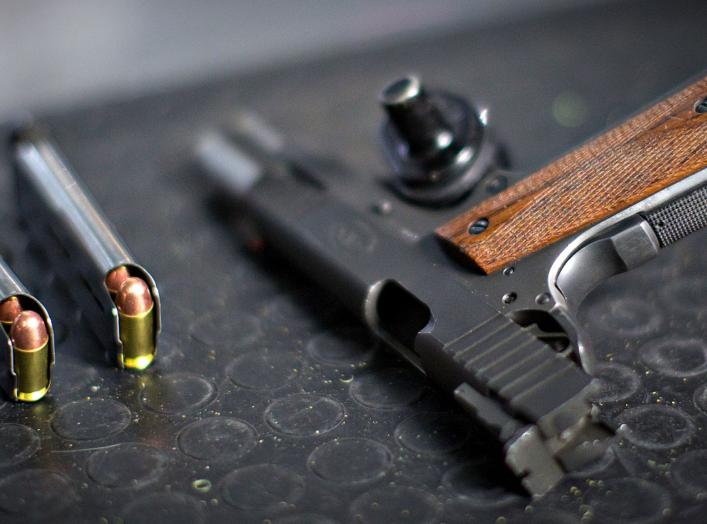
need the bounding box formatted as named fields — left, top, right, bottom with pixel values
left=1, top=0, right=611, bottom=119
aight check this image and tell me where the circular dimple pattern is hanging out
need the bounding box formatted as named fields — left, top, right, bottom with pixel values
left=308, top=438, right=392, bottom=485
left=0, top=424, right=40, bottom=467
left=671, top=450, right=707, bottom=500
left=265, top=394, right=344, bottom=437
left=51, top=399, right=131, bottom=440
left=141, top=373, right=216, bottom=415
left=122, top=493, right=204, bottom=524
left=522, top=510, right=580, bottom=523
left=618, top=405, right=694, bottom=450
left=349, top=368, right=426, bottom=410
left=86, top=443, right=168, bottom=489
left=150, top=332, right=186, bottom=368
left=442, top=459, right=525, bottom=508
left=220, top=464, right=305, bottom=511
left=641, top=338, right=707, bottom=377
left=395, top=412, right=471, bottom=455
left=190, top=310, right=261, bottom=348
left=306, top=326, right=377, bottom=367
left=586, top=478, right=670, bottom=524
left=264, top=293, right=338, bottom=329
left=587, top=298, right=662, bottom=337
left=0, top=470, right=74, bottom=518
left=51, top=358, right=99, bottom=394
left=350, top=486, right=440, bottom=523
left=587, top=363, right=642, bottom=403
left=228, top=350, right=299, bottom=390
left=568, top=446, right=616, bottom=478
left=178, top=417, right=257, bottom=461
left=659, top=277, right=706, bottom=314
left=272, top=515, right=339, bottom=524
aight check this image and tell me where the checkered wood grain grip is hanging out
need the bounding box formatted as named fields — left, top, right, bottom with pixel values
left=437, top=76, right=707, bottom=274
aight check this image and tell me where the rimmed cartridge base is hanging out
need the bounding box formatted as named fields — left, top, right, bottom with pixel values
left=16, top=385, right=48, bottom=402
left=122, top=354, right=155, bottom=370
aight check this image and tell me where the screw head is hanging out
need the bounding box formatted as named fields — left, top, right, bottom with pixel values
left=696, top=97, right=707, bottom=114
left=468, top=218, right=489, bottom=235
left=535, top=292, right=551, bottom=305
left=502, top=292, right=517, bottom=304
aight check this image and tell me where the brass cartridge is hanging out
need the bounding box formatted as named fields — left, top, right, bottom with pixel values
left=11, top=311, right=51, bottom=401
left=0, top=293, right=54, bottom=402
left=109, top=270, right=156, bottom=370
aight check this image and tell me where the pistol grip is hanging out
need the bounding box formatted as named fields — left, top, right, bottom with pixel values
left=437, top=75, right=707, bottom=274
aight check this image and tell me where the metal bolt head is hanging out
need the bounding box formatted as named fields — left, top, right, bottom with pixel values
left=696, top=97, right=707, bottom=114
left=502, top=292, right=517, bottom=304
left=535, top=292, right=551, bottom=305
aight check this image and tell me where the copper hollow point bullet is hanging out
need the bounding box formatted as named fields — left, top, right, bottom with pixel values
left=0, top=296, right=23, bottom=325
left=106, top=266, right=130, bottom=295
left=115, top=277, right=155, bottom=370
left=10, top=310, right=51, bottom=402
left=115, top=277, right=153, bottom=315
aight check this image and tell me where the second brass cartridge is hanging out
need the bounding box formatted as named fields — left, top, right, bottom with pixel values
left=12, top=127, right=161, bottom=370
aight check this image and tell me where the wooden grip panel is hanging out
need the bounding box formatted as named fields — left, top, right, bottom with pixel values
left=437, top=76, right=707, bottom=274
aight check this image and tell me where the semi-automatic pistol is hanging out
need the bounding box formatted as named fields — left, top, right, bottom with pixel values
left=197, top=75, right=707, bottom=496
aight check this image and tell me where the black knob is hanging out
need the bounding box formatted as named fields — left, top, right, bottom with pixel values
left=379, top=76, right=497, bottom=206
left=380, top=77, right=457, bottom=161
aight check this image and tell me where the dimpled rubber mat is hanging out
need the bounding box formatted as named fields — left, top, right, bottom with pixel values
left=0, top=0, right=706, bottom=522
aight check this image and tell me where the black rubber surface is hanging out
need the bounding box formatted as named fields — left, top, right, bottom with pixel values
left=0, top=0, right=705, bottom=522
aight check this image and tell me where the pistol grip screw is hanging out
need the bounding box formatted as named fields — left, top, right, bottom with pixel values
left=502, top=292, right=517, bottom=304
left=696, top=97, right=707, bottom=114
left=468, top=218, right=489, bottom=235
